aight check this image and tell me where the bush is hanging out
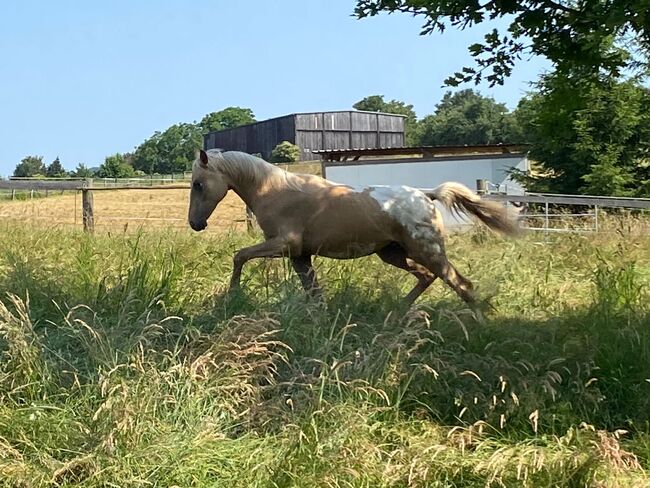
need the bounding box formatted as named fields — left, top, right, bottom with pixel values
left=269, top=141, right=301, bottom=163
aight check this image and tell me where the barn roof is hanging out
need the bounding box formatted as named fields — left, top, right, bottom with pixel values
left=314, top=144, right=531, bottom=161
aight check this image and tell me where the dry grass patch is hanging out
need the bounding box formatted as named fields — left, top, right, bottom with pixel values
left=0, top=189, right=247, bottom=233
left=0, top=161, right=321, bottom=233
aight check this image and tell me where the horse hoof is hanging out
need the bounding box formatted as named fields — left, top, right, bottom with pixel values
left=472, top=309, right=485, bottom=324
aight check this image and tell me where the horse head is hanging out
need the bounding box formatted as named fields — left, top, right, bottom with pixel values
left=188, top=149, right=230, bottom=231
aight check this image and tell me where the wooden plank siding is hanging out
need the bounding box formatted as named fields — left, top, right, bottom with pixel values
left=204, top=111, right=405, bottom=161
left=204, top=115, right=296, bottom=159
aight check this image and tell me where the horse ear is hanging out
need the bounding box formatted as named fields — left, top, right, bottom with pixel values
left=199, top=149, right=209, bottom=167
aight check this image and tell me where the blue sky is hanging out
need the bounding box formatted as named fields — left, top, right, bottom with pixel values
left=0, top=1, right=549, bottom=176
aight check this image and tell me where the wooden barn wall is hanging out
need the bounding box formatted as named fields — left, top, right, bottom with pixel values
left=296, top=112, right=405, bottom=160
left=204, top=116, right=295, bottom=160
left=205, top=112, right=405, bottom=161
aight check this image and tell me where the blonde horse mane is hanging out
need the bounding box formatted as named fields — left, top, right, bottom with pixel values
left=196, top=149, right=304, bottom=193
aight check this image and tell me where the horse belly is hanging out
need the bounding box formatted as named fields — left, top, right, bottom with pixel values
left=315, top=241, right=385, bottom=259
left=302, top=213, right=395, bottom=259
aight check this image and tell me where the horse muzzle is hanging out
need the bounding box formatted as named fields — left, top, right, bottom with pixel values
left=189, top=220, right=207, bottom=231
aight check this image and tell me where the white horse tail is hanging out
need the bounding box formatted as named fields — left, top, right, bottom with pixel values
left=426, top=182, right=518, bottom=236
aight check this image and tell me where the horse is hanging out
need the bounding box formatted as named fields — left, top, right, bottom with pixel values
left=188, top=149, right=518, bottom=307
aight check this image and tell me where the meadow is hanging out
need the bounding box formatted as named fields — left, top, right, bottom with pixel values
left=0, top=162, right=321, bottom=233
left=0, top=218, right=649, bottom=487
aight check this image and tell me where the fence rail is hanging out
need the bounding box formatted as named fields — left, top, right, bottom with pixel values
left=482, top=192, right=650, bottom=209
left=0, top=180, right=83, bottom=191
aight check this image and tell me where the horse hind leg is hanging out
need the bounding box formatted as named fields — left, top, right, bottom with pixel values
left=377, top=243, right=436, bottom=305
left=405, top=237, right=477, bottom=306
left=290, top=255, right=323, bottom=299
left=430, top=258, right=476, bottom=306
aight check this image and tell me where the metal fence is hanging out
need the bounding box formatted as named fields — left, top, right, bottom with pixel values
left=482, top=192, right=650, bottom=233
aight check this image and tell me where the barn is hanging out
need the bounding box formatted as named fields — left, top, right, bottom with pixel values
left=203, top=111, right=406, bottom=161
left=315, top=144, right=530, bottom=228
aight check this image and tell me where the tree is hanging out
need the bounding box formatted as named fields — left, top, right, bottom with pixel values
left=71, top=163, right=94, bottom=178
left=512, top=73, right=650, bottom=196
left=418, top=89, right=515, bottom=146
left=199, top=107, right=256, bottom=133
left=132, top=123, right=203, bottom=174
left=353, top=95, right=419, bottom=145
left=13, top=156, right=46, bottom=177
left=132, top=134, right=162, bottom=174
left=46, top=157, right=68, bottom=177
left=97, top=154, right=136, bottom=178
left=269, top=141, right=301, bottom=163
left=354, top=0, right=650, bottom=87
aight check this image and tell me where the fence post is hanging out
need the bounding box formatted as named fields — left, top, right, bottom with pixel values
left=11, top=189, right=15, bottom=200
left=82, top=178, right=94, bottom=233
left=594, top=205, right=599, bottom=232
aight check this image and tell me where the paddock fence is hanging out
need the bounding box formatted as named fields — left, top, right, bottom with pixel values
left=1, top=178, right=649, bottom=234
left=482, top=192, right=650, bottom=233
left=0, top=179, right=251, bottom=233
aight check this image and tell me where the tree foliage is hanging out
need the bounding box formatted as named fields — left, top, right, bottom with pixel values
left=355, top=0, right=650, bottom=87
left=46, top=157, right=68, bottom=178
left=418, top=89, right=515, bottom=145
left=270, top=141, right=301, bottom=163
left=71, top=163, right=94, bottom=178
left=131, top=107, right=255, bottom=175
left=199, top=107, right=256, bottom=133
left=97, top=154, right=136, bottom=179
left=132, top=123, right=203, bottom=175
left=512, top=73, right=650, bottom=196
left=354, top=95, right=419, bottom=145
left=13, top=156, right=46, bottom=177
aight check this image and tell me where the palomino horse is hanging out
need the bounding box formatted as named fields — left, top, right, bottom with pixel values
left=188, top=149, right=517, bottom=306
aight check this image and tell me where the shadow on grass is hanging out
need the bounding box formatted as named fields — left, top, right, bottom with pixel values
left=1, top=249, right=648, bottom=443
left=173, top=280, right=650, bottom=441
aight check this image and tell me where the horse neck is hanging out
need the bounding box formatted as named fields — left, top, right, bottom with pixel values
left=220, top=155, right=286, bottom=209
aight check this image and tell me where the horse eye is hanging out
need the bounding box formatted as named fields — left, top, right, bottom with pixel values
left=193, top=181, right=203, bottom=191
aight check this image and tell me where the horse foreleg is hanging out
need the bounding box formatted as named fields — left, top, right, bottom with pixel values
left=377, top=243, right=436, bottom=305
left=229, top=237, right=291, bottom=291
left=290, top=256, right=322, bottom=299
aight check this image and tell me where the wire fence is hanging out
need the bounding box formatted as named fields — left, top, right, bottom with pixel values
left=0, top=182, right=248, bottom=233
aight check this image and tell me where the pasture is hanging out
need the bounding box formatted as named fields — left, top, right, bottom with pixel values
left=0, top=214, right=649, bottom=487
left=0, top=188, right=248, bottom=232
left=0, top=162, right=322, bottom=233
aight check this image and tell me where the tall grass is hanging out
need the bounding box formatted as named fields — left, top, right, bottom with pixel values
left=0, top=223, right=648, bottom=486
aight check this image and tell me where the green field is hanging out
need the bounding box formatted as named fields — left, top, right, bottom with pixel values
left=0, top=222, right=649, bottom=487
